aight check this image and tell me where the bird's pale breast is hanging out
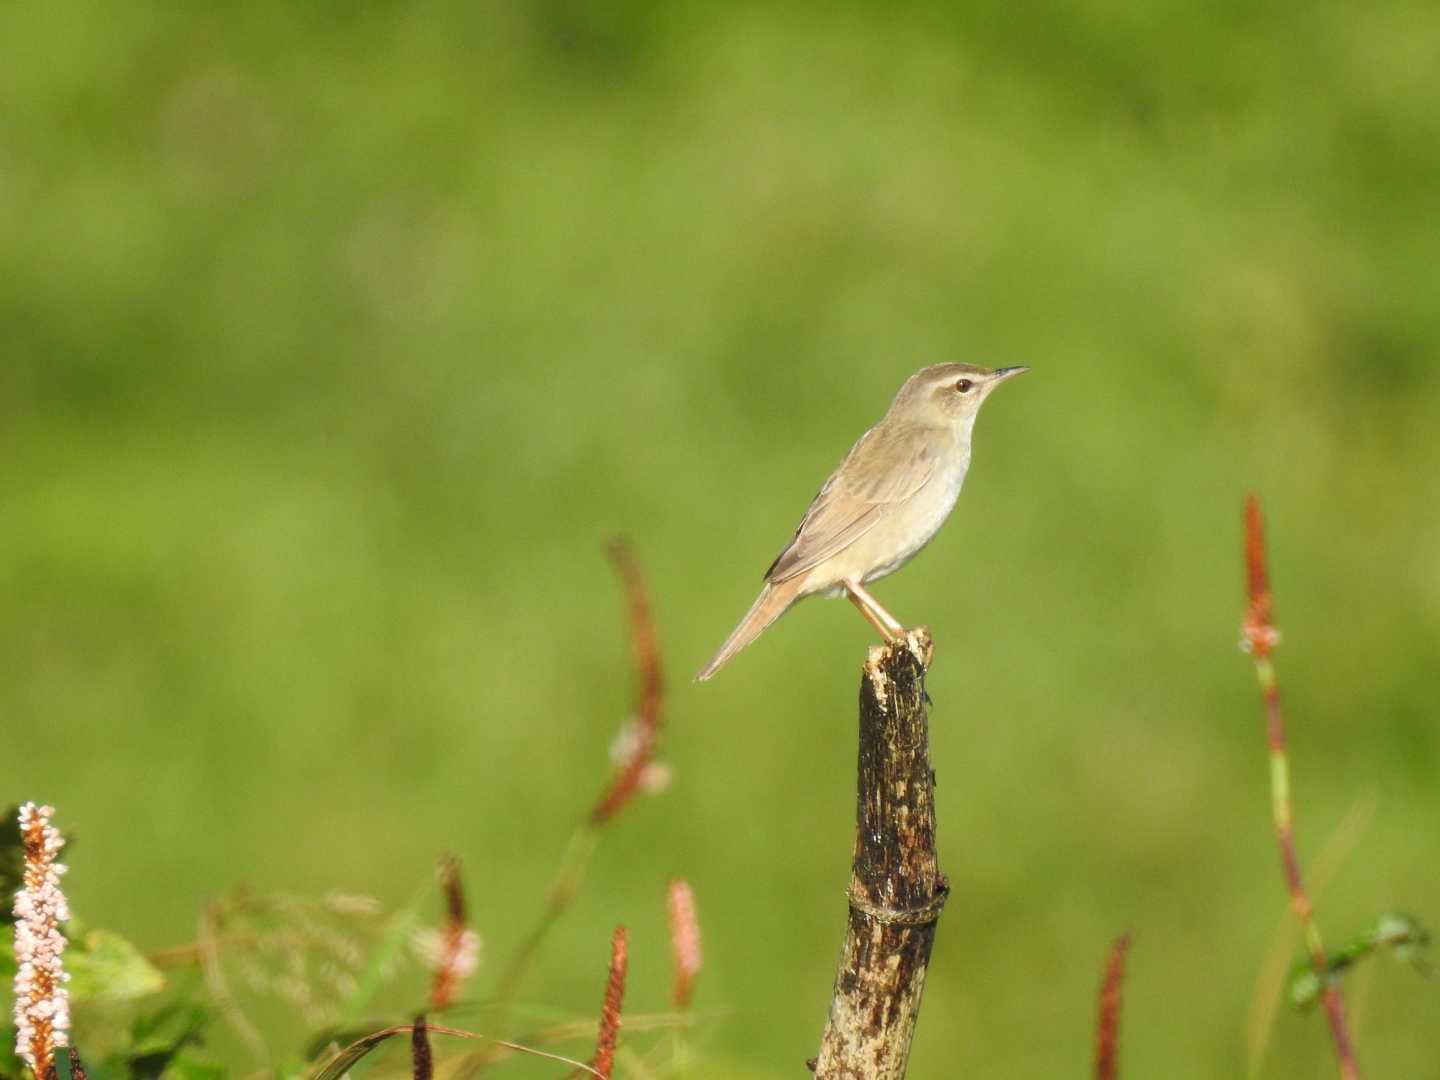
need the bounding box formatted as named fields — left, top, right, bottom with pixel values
left=801, top=448, right=971, bottom=596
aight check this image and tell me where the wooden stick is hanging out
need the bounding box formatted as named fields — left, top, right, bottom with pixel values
left=813, top=629, right=947, bottom=1079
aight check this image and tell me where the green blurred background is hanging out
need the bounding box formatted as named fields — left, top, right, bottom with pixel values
left=3, top=1, right=1439, bottom=1075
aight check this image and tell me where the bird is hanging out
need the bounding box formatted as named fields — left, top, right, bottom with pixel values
left=696, top=363, right=1027, bottom=681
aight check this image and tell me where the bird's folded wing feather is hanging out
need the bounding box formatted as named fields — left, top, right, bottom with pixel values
left=765, top=423, right=941, bottom=584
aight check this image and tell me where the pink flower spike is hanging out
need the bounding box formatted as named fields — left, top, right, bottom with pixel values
left=666, top=879, right=702, bottom=1009
left=12, top=803, right=71, bottom=1079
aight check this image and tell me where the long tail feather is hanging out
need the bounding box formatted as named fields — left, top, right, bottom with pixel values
left=695, top=582, right=799, bottom=681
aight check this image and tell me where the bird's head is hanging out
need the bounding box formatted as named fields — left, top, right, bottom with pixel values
left=891, top=363, right=1029, bottom=428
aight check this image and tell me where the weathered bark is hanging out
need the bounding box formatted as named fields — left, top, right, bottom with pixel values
left=813, top=629, right=948, bottom=1079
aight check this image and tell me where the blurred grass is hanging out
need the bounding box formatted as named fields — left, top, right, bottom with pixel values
left=3, top=1, right=1440, bottom=1075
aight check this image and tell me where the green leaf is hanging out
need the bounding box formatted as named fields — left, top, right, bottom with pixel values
left=0, top=806, right=25, bottom=926
left=0, top=1029, right=27, bottom=1080
left=68, top=930, right=166, bottom=1002
left=1287, top=965, right=1324, bottom=1010
left=125, top=1002, right=212, bottom=1079
left=157, top=1049, right=225, bottom=1080
left=3, top=926, right=163, bottom=1003
left=1287, top=912, right=1432, bottom=1011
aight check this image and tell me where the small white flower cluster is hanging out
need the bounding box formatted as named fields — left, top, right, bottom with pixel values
left=608, top=720, right=672, bottom=795
left=414, top=926, right=482, bottom=981
left=445, top=927, right=482, bottom=982
left=12, top=802, right=71, bottom=1076
left=607, top=718, right=647, bottom=767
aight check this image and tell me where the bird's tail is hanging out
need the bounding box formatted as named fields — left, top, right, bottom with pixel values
left=695, top=580, right=800, bottom=682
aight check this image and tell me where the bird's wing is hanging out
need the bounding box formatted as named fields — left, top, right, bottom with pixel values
left=765, top=423, right=942, bottom=584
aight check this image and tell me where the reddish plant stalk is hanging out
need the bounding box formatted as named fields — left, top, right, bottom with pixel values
left=1094, top=933, right=1131, bottom=1080
left=591, top=539, right=665, bottom=824
left=486, top=543, right=665, bottom=1041
left=591, top=927, right=628, bottom=1079
left=1243, top=495, right=1359, bottom=1080
left=429, top=855, right=478, bottom=1010
left=481, top=545, right=663, bottom=1073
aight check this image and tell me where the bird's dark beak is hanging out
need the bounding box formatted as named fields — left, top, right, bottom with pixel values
left=993, top=366, right=1029, bottom=382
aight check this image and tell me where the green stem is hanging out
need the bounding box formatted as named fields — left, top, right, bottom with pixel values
left=477, top=824, right=602, bottom=1062
left=1251, top=652, right=1359, bottom=1079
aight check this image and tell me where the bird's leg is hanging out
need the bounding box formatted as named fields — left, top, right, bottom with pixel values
left=846, top=587, right=895, bottom=641
left=846, top=580, right=906, bottom=636
left=843, top=579, right=906, bottom=641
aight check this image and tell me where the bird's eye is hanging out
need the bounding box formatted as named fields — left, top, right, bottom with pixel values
left=955, top=379, right=974, bottom=394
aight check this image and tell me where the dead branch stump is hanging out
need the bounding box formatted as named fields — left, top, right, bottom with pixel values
left=813, top=628, right=948, bottom=1079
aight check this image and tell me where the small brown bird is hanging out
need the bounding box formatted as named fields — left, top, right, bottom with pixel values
left=696, top=363, right=1026, bottom=681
